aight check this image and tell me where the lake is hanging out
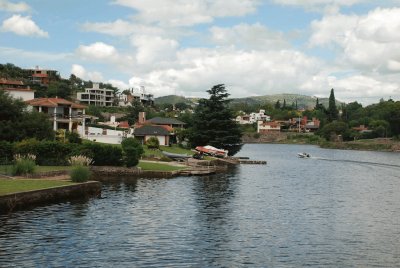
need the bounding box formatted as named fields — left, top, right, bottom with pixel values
left=1, top=144, right=399, bottom=267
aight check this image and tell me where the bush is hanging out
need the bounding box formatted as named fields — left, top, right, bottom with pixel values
left=121, top=138, right=144, bottom=167
left=0, top=141, right=13, bottom=164
left=66, top=132, right=82, bottom=144
left=14, top=139, right=74, bottom=166
left=70, top=165, right=91, bottom=182
left=68, top=155, right=93, bottom=166
left=80, top=142, right=123, bottom=166
left=146, top=137, right=160, bottom=149
left=12, top=158, right=36, bottom=176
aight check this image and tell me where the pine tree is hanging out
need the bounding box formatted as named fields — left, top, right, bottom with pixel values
left=328, top=88, right=338, bottom=121
left=275, top=100, right=281, bottom=109
left=190, top=84, right=242, bottom=155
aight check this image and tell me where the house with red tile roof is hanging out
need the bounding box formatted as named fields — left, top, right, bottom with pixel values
left=0, top=78, right=35, bottom=101
left=257, top=121, right=281, bottom=133
left=25, top=97, right=86, bottom=134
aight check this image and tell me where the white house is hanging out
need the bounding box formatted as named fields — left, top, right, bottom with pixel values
left=236, top=109, right=271, bottom=124
left=0, top=78, right=35, bottom=101
left=77, top=83, right=115, bottom=107
left=118, top=86, right=154, bottom=107
left=26, top=97, right=87, bottom=135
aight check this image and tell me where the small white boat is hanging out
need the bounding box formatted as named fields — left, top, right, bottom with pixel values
left=298, top=152, right=310, bottom=158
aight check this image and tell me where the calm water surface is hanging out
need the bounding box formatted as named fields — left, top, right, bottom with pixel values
left=1, top=144, right=399, bottom=267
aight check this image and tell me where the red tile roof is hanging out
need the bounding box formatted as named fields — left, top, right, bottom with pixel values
left=118, top=121, right=130, bottom=128
left=25, top=98, right=86, bottom=109
left=0, top=78, right=24, bottom=85
left=3, top=88, right=35, bottom=92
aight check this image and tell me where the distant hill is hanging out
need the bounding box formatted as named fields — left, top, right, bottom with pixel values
left=154, top=95, right=193, bottom=105
left=155, top=93, right=341, bottom=109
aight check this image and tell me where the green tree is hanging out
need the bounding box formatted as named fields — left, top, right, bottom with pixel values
left=319, top=121, right=350, bottom=141
left=124, top=100, right=145, bottom=125
left=0, top=91, right=54, bottom=142
left=189, top=84, right=242, bottom=155
left=146, top=136, right=160, bottom=149
left=328, top=88, right=338, bottom=122
left=121, top=138, right=144, bottom=167
left=274, top=100, right=281, bottom=109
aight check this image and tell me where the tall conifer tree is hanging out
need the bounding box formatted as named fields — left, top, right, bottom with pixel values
left=190, top=84, right=242, bottom=155
left=328, top=88, right=338, bottom=121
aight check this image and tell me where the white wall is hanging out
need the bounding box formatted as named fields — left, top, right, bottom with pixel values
left=6, top=90, right=34, bottom=101
left=77, top=126, right=128, bottom=144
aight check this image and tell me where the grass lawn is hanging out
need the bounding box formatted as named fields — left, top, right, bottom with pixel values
left=144, top=145, right=194, bottom=158
left=0, top=179, right=75, bottom=196
left=138, top=161, right=187, bottom=171
left=0, top=165, right=74, bottom=175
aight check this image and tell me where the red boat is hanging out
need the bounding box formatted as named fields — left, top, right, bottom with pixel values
left=195, top=145, right=228, bottom=158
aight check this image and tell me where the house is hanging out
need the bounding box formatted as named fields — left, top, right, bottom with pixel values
left=25, top=66, right=59, bottom=86
left=77, top=83, right=115, bottom=107
left=304, top=118, right=321, bottom=132
left=25, top=97, right=86, bottom=135
left=0, top=78, right=35, bottom=101
left=236, top=110, right=271, bottom=124
left=257, top=121, right=281, bottom=133
left=145, top=117, right=186, bottom=129
left=133, top=125, right=171, bottom=146
left=118, top=86, right=154, bottom=107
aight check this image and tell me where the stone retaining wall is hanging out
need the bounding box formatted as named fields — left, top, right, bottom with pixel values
left=0, top=181, right=102, bottom=214
left=90, top=166, right=180, bottom=179
left=25, top=170, right=69, bottom=178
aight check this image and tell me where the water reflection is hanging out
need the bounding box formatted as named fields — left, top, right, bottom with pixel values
left=0, top=144, right=399, bottom=267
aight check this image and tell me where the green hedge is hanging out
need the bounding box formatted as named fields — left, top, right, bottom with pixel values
left=0, top=141, right=13, bottom=164
left=11, top=139, right=123, bottom=166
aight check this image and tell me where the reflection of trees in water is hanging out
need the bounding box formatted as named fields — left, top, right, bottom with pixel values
left=191, top=172, right=239, bottom=265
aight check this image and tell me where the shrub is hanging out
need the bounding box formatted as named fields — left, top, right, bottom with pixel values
left=14, top=139, right=73, bottom=166
left=0, top=141, right=13, bottom=164
left=146, top=137, right=160, bottom=149
left=70, top=166, right=91, bottom=182
left=11, top=154, right=36, bottom=176
left=68, top=155, right=93, bottom=166
left=66, top=132, right=82, bottom=144
left=80, top=143, right=123, bottom=166
left=121, top=138, right=144, bottom=167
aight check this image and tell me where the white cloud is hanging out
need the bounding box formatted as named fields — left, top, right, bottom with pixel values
left=131, top=35, right=178, bottom=65
left=71, top=64, right=104, bottom=82
left=108, top=79, right=130, bottom=90
left=210, top=23, right=289, bottom=50
left=81, top=19, right=166, bottom=37
left=1, top=15, right=48, bottom=37
left=310, top=8, right=400, bottom=73
left=0, top=0, right=30, bottom=12
left=272, top=0, right=362, bottom=11
left=112, top=0, right=259, bottom=27
left=76, top=42, right=119, bottom=61
left=71, top=64, right=86, bottom=79
left=128, top=47, right=323, bottom=97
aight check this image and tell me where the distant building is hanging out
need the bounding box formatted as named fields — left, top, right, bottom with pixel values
left=257, top=121, right=281, bottom=133
left=0, top=78, right=35, bottom=101
left=25, top=66, right=59, bottom=86
left=118, top=86, right=154, bottom=106
left=77, top=83, right=115, bottom=107
left=133, top=125, right=172, bottom=146
left=236, top=109, right=270, bottom=124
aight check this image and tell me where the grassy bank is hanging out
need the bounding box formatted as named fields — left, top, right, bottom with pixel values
left=138, top=162, right=187, bottom=171
left=0, top=165, right=74, bottom=176
left=0, top=179, right=75, bottom=196
left=319, top=139, right=397, bottom=151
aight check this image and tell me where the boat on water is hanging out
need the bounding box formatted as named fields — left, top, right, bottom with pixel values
left=298, top=152, right=310, bottom=158
left=195, top=145, right=228, bottom=158
left=161, top=151, right=192, bottom=161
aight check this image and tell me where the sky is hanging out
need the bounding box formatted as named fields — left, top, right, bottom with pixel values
left=1, top=0, right=400, bottom=104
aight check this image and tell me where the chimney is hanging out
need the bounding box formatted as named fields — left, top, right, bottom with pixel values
left=138, top=112, right=146, bottom=124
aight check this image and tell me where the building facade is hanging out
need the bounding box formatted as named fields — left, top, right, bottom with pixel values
left=77, top=83, right=115, bottom=106
left=26, top=97, right=86, bottom=135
